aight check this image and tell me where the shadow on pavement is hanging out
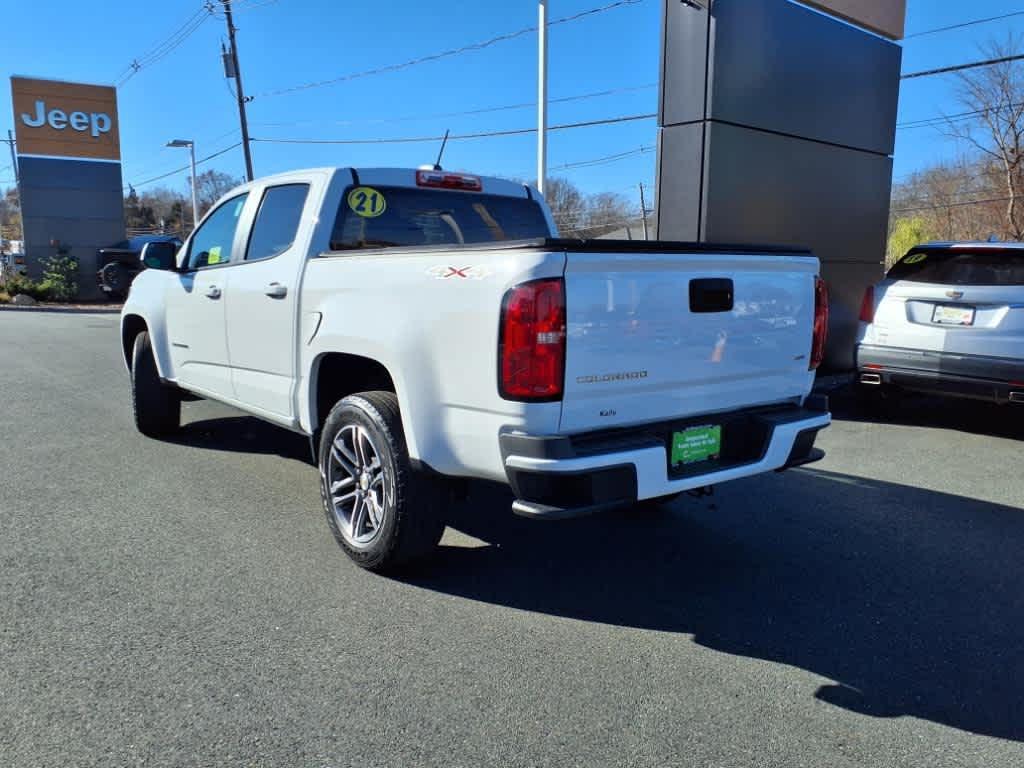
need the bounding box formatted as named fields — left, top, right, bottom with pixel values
left=172, top=416, right=312, bottom=463
left=168, top=408, right=1024, bottom=740
left=409, top=469, right=1024, bottom=742
left=830, top=386, right=1024, bottom=441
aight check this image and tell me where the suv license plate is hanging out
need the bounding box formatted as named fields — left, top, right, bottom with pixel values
left=671, top=425, right=722, bottom=468
left=932, top=305, right=975, bottom=326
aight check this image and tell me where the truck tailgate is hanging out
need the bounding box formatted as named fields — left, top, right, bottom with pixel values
left=560, top=249, right=819, bottom=432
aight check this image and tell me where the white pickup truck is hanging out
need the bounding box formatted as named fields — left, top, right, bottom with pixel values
left=121, top=167, right=831, bottom=572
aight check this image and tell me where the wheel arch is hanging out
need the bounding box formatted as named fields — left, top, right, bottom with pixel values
left=309, top=352, right=400, bottom=437
left=121, top=314, right=148, bottom=371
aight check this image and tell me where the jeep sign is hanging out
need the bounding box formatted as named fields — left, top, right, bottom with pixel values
left=21, top=100, right=112, bottom=138
left=10, top=75, right=125, bottom=301
left=10, top=77, right=120, bottom=161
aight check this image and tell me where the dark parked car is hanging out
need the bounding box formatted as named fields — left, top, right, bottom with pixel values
left=96, top=235, right=182, bottom=299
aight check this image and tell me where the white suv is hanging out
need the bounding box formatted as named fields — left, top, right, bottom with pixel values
left=856, top=241, right=1024, bottom=404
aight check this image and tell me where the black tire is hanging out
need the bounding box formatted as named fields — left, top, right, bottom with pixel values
left=131, top=331, right=181, bottom=437
left=318, top=391, right=445, bottom=573
left=98, top=262, right=129, bottom=296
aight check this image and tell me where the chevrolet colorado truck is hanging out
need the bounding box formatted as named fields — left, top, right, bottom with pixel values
left=121, top=167, right=831, bottom=572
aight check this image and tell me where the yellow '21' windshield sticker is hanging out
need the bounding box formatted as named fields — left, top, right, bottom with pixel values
left=348, top=187, right=386, bottom=218
left=207, top=246, right=222, bottom=264
left=903, top=252, right=928, bottom=264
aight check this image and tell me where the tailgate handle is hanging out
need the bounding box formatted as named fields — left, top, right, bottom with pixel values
left=689, top=278, right=734, bottom=313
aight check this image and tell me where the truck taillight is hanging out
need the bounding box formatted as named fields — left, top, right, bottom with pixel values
left=416, top=170, right=483, bottom=191
left=810, top=276, right=829, bottom=371
left=499, top=278, right=566, bottom=401
left=859, top=285, right=875, bottom=323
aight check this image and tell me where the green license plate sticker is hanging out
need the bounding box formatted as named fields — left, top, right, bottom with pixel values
left=671, top=425, right=722, bottom=466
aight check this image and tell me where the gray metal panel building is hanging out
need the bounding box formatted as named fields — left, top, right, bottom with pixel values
left=656, top=0, right=902, bottom=369
left=18, top=156, right=124, bottom=300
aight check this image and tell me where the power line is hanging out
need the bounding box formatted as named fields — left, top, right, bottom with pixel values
left=121, top=126, right=240, bottom=182
left=213, top=0, right=280, bottom=14
left=904, top=10, right=1024, bottom=40
left=902, top=53, right=1024, bottom=81
left=254, top=0, right=646, bottom=99
left=551, top=145, right=654, bottom=171
left=250, top=83, right=657, bottom=128
left=251, top=113, right=657, bottom=146
left=897, top=107, right=986, bottom=130
left=118, top=4, right=214, bottom=87
left=127, top=142, right=242, bottom=190
left=891, top=193, right=1012, bottom=214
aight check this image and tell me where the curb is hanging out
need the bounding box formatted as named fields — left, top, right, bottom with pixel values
left=0, top=305, right=122, bottom=314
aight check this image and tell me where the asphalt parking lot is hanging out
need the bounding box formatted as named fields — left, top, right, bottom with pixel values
left=2, top=309, right=1023, bottom=767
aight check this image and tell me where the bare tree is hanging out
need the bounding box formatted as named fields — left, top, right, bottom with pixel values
left=531, top=178, right=636, bottom=237
left=946, top=36, right=1024, bottom=240
left=538, top=177, right=587, bottom=234
left=584, top=192, right=633, bottom=237
left=191, top=170, right=243, bottom=218
left=0, top=187, right=21, bottom=240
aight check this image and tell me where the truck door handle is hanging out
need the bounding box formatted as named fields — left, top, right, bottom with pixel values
left=205, top=285, right=222, bottom=299
left=264, top=282, right=288, bottom=299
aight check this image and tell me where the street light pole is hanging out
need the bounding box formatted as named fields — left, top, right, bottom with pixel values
left=537, top=0, right=548, bottom=197
left=187, top=142, right=198, bottom=232
left=167, top=139, right=198, bottom=234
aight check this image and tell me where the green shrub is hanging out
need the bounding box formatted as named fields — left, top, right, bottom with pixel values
left=40, top=252, right=79, bottom=301
left=2, top=274, right=50, bottom=301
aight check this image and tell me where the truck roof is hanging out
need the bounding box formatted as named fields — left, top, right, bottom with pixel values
left=235, top=167, right=534, bottom=199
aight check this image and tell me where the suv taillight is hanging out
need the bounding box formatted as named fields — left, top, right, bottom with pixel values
left=499, top=278, right=566, bottom=401
left=859, top=285, right=875, bottom=323
left=810, top=276, right=829, bottom=371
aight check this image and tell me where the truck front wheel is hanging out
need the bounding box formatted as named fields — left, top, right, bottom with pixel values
left=318, top=392, right=445, bottom=573
left=130, top=331, right=181, bottom=437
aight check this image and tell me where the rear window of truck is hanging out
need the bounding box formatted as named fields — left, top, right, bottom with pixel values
left=887, top=248, right=1024, bottom=286
left=329, top=186, right=550, bottom=251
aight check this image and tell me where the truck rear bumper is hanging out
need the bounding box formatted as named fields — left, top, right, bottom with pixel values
left=856, top=344, right=1024, bottom=404
left=500, top=398, right=831, bottom=519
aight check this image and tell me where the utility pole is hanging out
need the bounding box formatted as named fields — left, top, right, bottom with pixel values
left=222, top=0, right=254, bottom=181
left=638, top=182, right=649, bottom=241
left=537, top=0, right=548, bottom=196
left=5, top=130, right=18, bottom=185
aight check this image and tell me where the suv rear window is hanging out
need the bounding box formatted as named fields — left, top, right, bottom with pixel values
left=887, top=248, right=1024, bottom=286
left=329, top=186, right=550, bottom=251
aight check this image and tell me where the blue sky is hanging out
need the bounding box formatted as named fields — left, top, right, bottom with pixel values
left=3, top=0, right=1024, bottom=202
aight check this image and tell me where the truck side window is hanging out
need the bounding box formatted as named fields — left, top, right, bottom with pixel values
left=186, top=193, right=249, bottom=270
left=245, top=184, right=310, bottom=262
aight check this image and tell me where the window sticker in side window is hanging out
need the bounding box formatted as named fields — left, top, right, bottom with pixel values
left=208, top=246, right=222, bottom=265
left=347, top=187, right=387, bottom=218
left=903, top=253, right=927, bottom=265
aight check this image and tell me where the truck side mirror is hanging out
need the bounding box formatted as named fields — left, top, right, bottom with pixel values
left=140, top=241, right=179, bottom=271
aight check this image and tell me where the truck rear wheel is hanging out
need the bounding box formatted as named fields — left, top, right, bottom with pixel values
left=131, top=331, right=181, bottom=437
left=319, top=391, right=445, bottom=573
